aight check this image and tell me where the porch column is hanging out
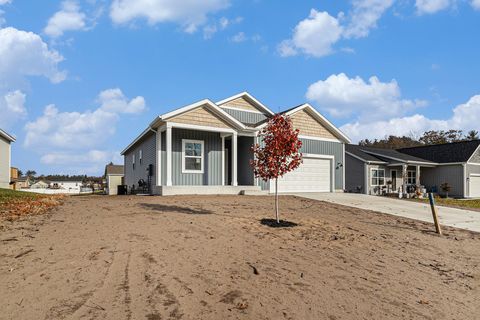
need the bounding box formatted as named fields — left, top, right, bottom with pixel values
left=232, top=132, right=238, bottom=186
left=166, top=125, right=172, bottom=186
left=402, top=164, right=408, bottom=194
left=416, top=165, right=421, bottom=188
left=221, top=135, right=225, bottom=186
left=156, top=129, right=162, bottom=186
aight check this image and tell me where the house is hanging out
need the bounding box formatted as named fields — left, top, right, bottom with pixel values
left=9, top=167, right=18, bottom=189
left=0, top=129, right=15, bottom=189
left=104, top=164, right=124, bottom=195
left=12, top=176, right=33, bottom=190
left=121, top=92, right=350, bottom=195
left=49, top=178, right=83, bottom=191
left=345, top=140, right=480, bottom=198
left=30, top=180, right=50, bottom=189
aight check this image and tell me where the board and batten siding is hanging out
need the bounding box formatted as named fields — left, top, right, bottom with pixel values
left=171, top=128, right=223, bottom=186
left=421, top=165, right=464, bottom=197
left=0, top=136, right=11, bottom=189
left=221, top=108, right=267, bottom=126
left=258, top=138, right=344, bottom=191
left=124, top=131, right=156, bottom=191
left=345, top=154, right=366, bottom=193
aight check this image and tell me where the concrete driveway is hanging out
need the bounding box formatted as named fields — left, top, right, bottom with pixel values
left=292, top=193, right=480, bottom=233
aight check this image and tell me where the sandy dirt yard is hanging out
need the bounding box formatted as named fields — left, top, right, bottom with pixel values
left=0, top=195, right=478, bottom=320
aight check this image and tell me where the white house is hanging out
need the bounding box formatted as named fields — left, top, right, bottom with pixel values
left=0, top=129, right=15, bottom=189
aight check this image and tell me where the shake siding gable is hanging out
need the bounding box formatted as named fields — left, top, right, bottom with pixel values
left=220, top=97, right=262, bottom=112
left=168, top=106, right=231, bottom=128
left=290, top=109, right=338, bottom=140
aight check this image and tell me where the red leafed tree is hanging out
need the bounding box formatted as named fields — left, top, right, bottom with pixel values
left=251, top=114, right=303, bottom=223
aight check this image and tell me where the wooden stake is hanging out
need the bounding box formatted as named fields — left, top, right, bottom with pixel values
left=428, top=193, right=442, bottom=235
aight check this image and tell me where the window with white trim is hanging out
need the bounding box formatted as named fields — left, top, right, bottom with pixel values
left=371, top=168, right=385, bottom=186
left=132, top=154, right=135, bottom=170
left=182, top=139, right=204, bottom=173
left=139, top=149, right=143, bottom=165
left=407, top=170, right=416, bottom=185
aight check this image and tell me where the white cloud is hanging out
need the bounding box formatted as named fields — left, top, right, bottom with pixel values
left=341, top=95, right=480, bottom=142
left=23, top=88, right=145, bottom=174
left=44, top=1, right=87, bottom=38
left=472, top=0, right=480, bottom=9
left=231, top=31, right=247, bottom=42
left=343, top=0, right=394, bottom=38
left=0, top=90, right=26, bottom=128
left=306, top=73, right=427, bottom=120
left=110, top=0, right=230, bottom=33
left=0, top=0, right=11, bottom=5
left=97, top=88, right=146, bottom=114
left=415, top=0, right=453, bottom=15
left=202, top=16, right=242, bottom=39
left=0, top=27, right=66, bottom=85
left=278, top=9, right=343, bottom=57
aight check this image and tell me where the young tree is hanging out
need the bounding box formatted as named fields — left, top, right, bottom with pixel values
left=251, top=114, right=303, bottom=223
left=466, top=130, right=479, bottom=140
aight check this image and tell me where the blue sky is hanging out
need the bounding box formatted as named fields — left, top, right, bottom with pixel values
left=1, top=0, right=479, bottom=176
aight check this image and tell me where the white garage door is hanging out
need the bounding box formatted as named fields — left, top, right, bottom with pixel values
left=272, top=157, right=332, bottom=193
left=470, top=175, right=480, bottom=198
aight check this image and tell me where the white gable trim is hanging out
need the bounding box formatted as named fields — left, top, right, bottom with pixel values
left=160, top=99, right=246, bottom=130
left=0, top=128, right=16, bottom=142
left=467, top=144, right=480, bottom=164
left=216, top=92, right=275, bottom=116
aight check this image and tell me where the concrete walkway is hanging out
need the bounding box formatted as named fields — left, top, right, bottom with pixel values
left=292, top=193, right=480, bottom=233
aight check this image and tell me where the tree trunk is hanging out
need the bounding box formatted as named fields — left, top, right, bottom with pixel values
left=275, top=178, right=279, bottom=223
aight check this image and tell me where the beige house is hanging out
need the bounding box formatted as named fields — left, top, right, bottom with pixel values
left=104, top=164, right=124, bottom=195
left=121, top=92, right=350, bottom=195
left=0, top=129, right=15, bottom=189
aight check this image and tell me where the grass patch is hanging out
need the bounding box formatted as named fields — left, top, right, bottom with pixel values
left=412, top=197, right=480, bottom=211
left=0, top=188, right=64, bottom=221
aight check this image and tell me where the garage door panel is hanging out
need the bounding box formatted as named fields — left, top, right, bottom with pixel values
left=470, top=176, right=480, bottom=198
left=273, top=157, right=332, bottom=193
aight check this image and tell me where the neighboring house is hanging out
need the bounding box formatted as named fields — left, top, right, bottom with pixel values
left=12, top=176, right=33, bottom=190
left=104, top=164, right=124, bottom=195
left=0, top=129, right=15, bottom=189
left=345, top=140, right=480, bottom=198
left=121, top=92, right=350, bottom=195
left=49, top=179, right=83, bottom=191
left=9, top=167, right=18, bottom=189
left=30, top=180, right=50, bottom=189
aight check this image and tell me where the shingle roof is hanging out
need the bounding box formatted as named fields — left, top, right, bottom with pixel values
left=105, top=164, right=124, bottom=176
left=398, top=140, right=480, bottom=163
left=345, top=145, right=387, bottom=163
left=346, top=145, right=436, bottom=164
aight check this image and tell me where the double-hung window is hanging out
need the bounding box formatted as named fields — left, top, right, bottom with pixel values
left=407, top=170, right=416, bottom=185
left=182, top=139, right=204, bottom=173
left=139, top=150, right=143, bottom=165
left=371, top=168, right=385, bottom=186
left=132, top=154, right=136, bottom=170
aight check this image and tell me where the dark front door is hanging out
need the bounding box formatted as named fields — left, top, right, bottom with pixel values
left=391, top=170, right=397, bottom=192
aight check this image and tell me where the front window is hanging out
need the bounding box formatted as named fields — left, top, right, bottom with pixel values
left=132, top=154, right=136, bottom=170
left=371, top=169, right=385, bottom=186
left=182, top=139, right=204, bottom=173
left=139, top=150, right=143, bottom=164
left=407, top=170, right=416, bottom=185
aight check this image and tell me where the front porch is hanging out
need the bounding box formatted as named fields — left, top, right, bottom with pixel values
left=370, top=163, right=435, bottom=198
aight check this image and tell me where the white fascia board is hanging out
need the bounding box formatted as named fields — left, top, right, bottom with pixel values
left=216, top=91, right=275, bottom=116
left=0, top=128, right=16, bottom=142
left=467, top=144, right=480, bottom=164
left=168, top=122, right=236, bottom=133
left=161, top=99, right=246, bottom=130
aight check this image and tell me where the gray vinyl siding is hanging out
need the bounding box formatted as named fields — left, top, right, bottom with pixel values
left=124, top=131, right=156, bottom=191
left=345, top=154, right=365, bottom=193
left=172, top=129, right=222, bottom=186
left=0, top=136, right=10, bottom=188
left=300, top=138, right=344, bottom=190
left=466, top=164, right=480, bottom=197
left=222, top=108, right=267, bottom=126
left=237, top=136, right=254, bottom=185
left=421, top=165, right=464, bottom=197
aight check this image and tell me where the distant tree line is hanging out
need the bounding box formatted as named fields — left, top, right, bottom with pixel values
left=359, top=130, right=479, bottom=149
